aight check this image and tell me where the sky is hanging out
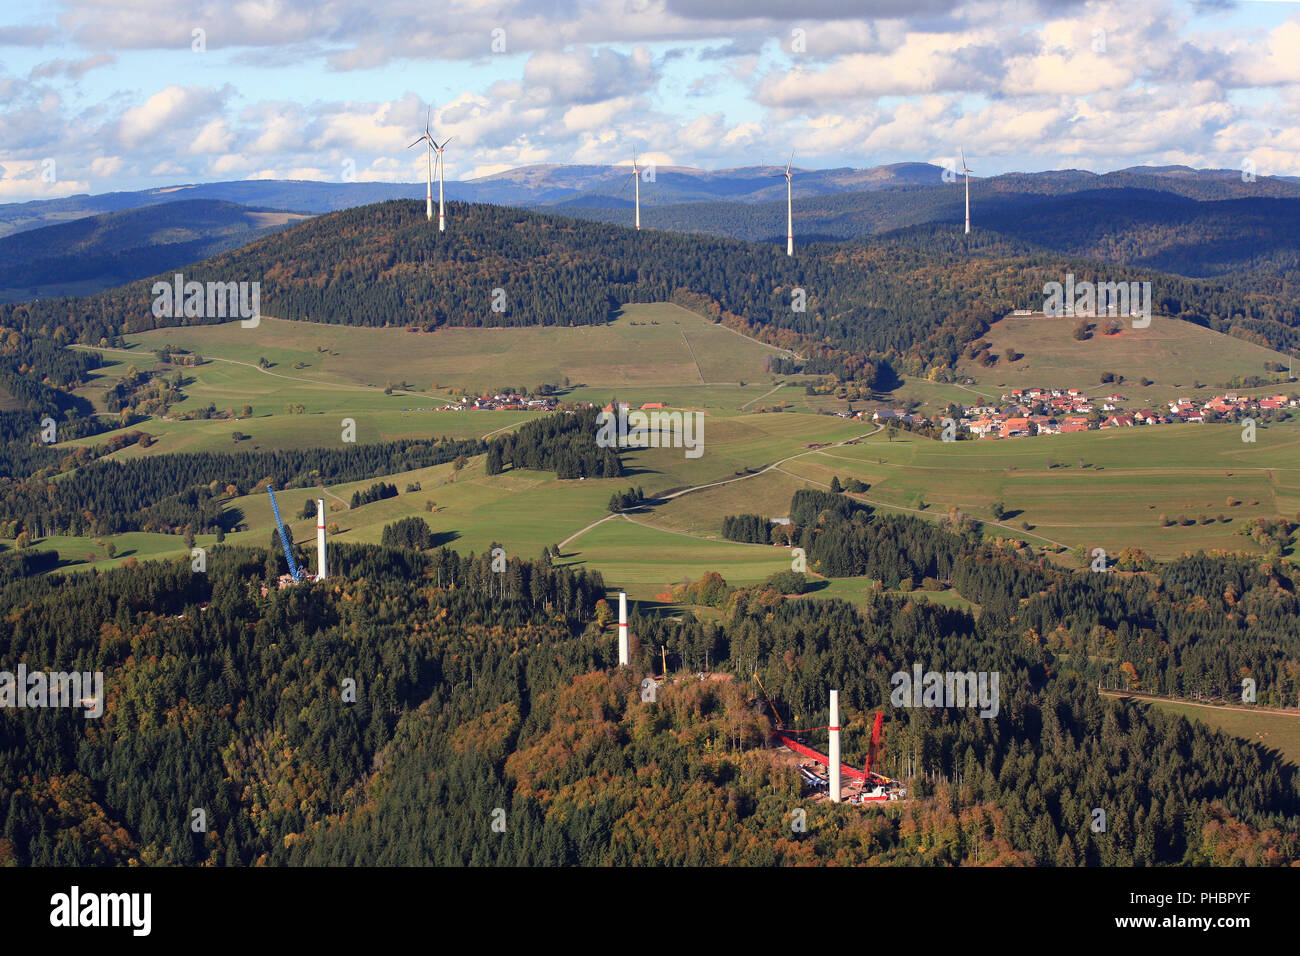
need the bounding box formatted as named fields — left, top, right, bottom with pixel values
left=2, top=0, right=1300, bottom=201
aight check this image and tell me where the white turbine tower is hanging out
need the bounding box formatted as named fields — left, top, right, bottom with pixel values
left=408, top=109, right=452, bottom=231
left=622, top=152, right=642, bottom=230
left=408, top=110, right=434, bottom=221
left=774, top=150, right=795, bottom=256
left=961, top=148, right=972, bottom=235
left=432, top=134, right=452, bottom=232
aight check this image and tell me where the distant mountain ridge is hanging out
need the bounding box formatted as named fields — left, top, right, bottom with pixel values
left=4, top=163, right=1300, bottom=308
left=6, top=163, right=1297, bottom=240
left=0, top=200, right=308, bottom=303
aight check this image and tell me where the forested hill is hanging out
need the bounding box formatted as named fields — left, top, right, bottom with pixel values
left=3, top=199, right=1298, bottom=382
left=1, top=509, right=1297, bottom=865
left=547, top=186, right=1300, bottom=279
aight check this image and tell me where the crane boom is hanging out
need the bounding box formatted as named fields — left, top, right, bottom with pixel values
left=864, top=710, right=885, bottom=781
left=267, top=485, right=303, bottom=581
left=752, top=672, right=784, bottom=730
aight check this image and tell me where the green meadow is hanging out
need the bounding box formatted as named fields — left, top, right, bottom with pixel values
left=21, top=305, right=1297, bottom=588
left=111, top=300, right=783, bottom=396
left=960, top=313, right=1295, bottom=407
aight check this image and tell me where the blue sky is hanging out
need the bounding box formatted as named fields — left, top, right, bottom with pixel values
left=2, top=1, right=1300, bottom=200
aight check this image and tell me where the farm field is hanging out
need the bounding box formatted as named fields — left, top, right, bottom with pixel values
left=960, top=314, right=1295, bottom=407
left=553, top=513, right=793, bottom=602
left=114, top=302, right=784, bottom=396
left=773, top=422, right=1300, bottom=561
left=215, top=409, right=876, bottom=561
left=1, top=531, right=205, bottom=572
left=35, top=399, right=1299, bottom=581
left=27, top=309, right=1300, bottom=586
left=65, top=304, right=803, bottom=459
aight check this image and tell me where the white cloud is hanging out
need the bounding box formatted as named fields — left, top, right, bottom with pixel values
left=89, top=155, right=124, bottom=177
left=190, top=118, right=234, bottom=154
left=0, top=160, right=89, bottom=200
left=7, top=0, right=1300, bottom=196
left=118, top=85, right=226, bottom=145
left=562, top=97, right=639, bottom=133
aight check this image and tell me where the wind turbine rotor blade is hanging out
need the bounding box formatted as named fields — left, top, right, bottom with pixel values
left=408, top=136, right=428, bottom=149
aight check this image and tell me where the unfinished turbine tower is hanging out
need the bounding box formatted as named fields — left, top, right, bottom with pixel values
left=315, top=498, right=328, bottom=580
left=828, top=689, right=842, bottom=803
left=618, top=591, right=630, bottom=665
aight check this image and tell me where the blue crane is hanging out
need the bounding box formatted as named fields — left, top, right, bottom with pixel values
left=267, top=485, right=304, bottom=582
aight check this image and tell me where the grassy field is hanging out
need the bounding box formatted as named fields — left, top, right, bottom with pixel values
left=629, top=416, right=1299, bottom=562
left=8, top=532, right=200, bottom=572
left=769, top=422, right=1300, bottom=561
left=113, top=302, right=783, bottom=396
left=28, top=302, right=1299, bottom=588
left=65, top=303, right=795, bottom=458
left=960, top=314, right=1296, bottom=407
left=33, top=396, right=1298, bottom=582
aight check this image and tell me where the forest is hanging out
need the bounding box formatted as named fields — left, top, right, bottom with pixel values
left=0, top=435, right=484, bottom=537
left=485, top=407, right=623, bottom=479
left=0, top=491, right=1296, bottom=866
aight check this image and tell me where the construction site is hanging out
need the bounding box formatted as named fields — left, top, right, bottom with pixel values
left=619, top=593, right=907, bottom=806
left=754, top=676, right=908, bottom=805
left=262, top=486, right=330, bottom=593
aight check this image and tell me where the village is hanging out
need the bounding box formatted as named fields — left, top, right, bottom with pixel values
left=403, top=393, right=674, bottom=415
left=866, top=386, right=1299, bottom=440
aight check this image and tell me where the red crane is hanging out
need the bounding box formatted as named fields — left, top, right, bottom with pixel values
left=863, top=710, right=885, bottom=783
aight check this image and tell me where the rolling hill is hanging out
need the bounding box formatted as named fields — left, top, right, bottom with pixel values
left=0, top=200, right=309, bottom=303
left=4, top=197, right=1300, bottom=391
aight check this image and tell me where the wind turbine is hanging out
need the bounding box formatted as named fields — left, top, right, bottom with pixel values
left=408, top=109, right=452, bottom=231
left=775, top=150, right=795, bottom=256
left=432, top=135, right=452, bottom=231
left=622, top=152, right=642, bottom=230
left=408, top=110, right=434, bottom=222
left=961, top=148, right=972, bottom=235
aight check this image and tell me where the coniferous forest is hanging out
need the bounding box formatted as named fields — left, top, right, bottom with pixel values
left=0, top=195, right=1297, bottom=871
left=1, top=498, right=1296, bottom=866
